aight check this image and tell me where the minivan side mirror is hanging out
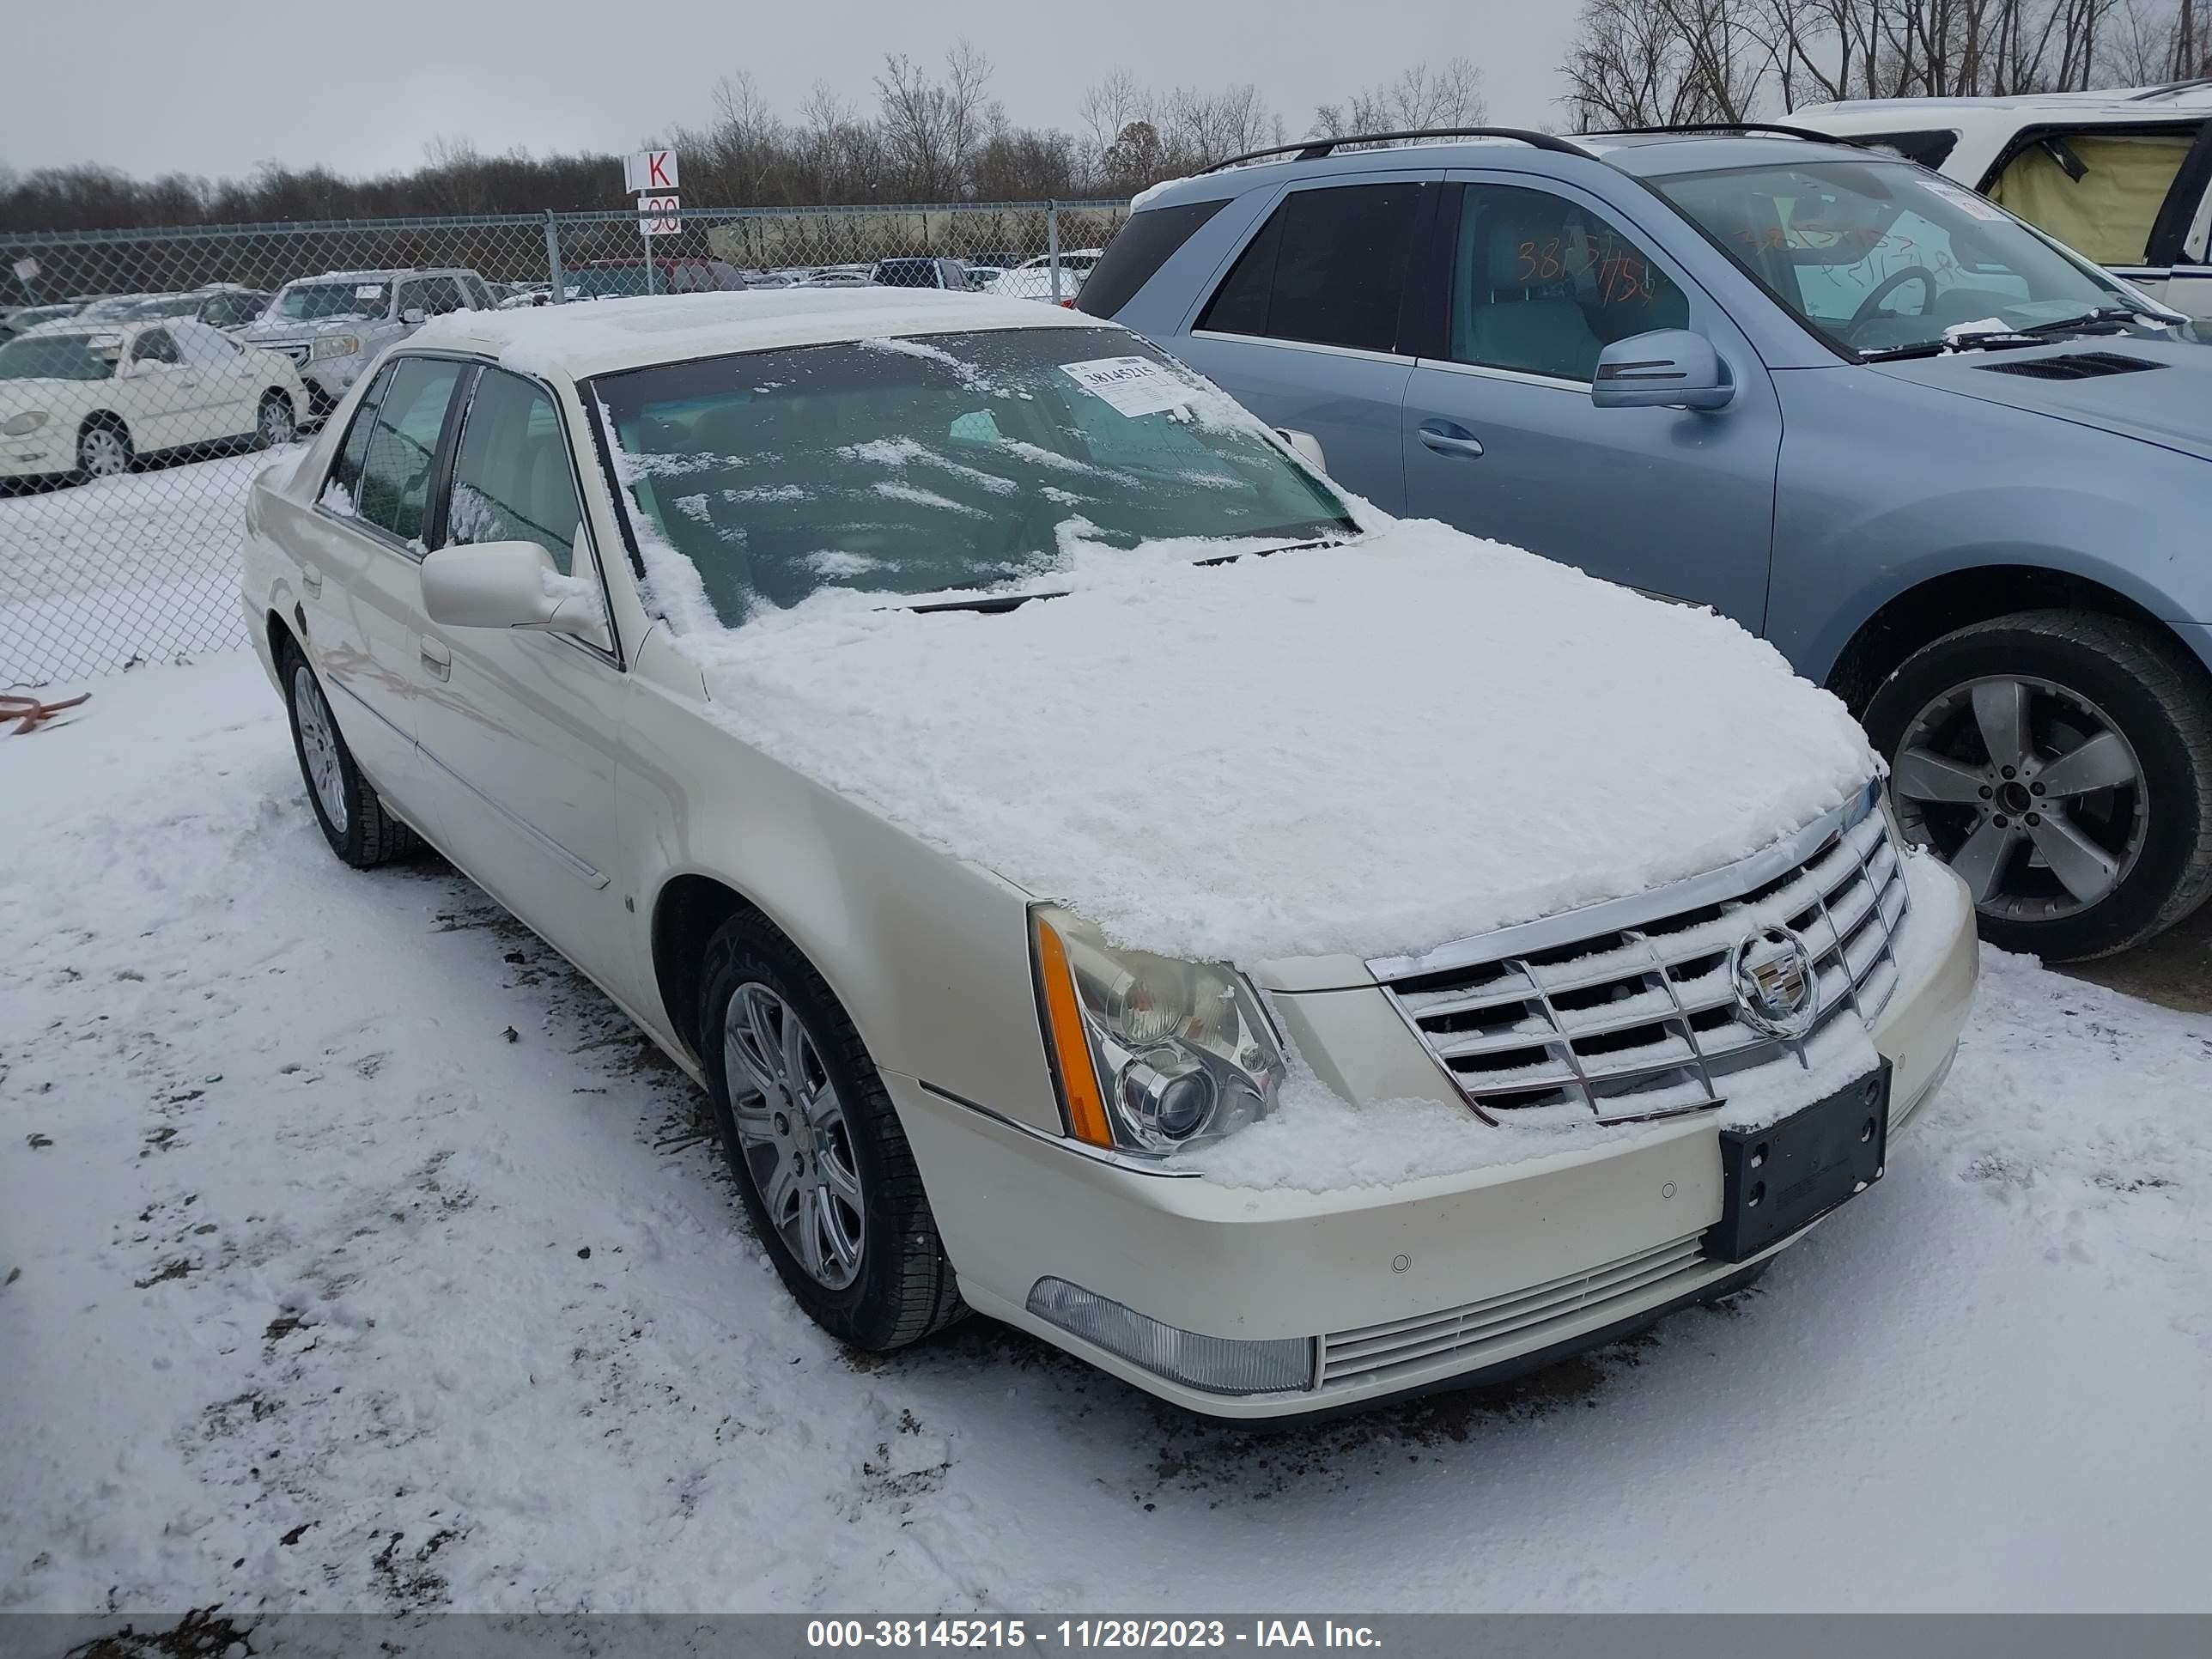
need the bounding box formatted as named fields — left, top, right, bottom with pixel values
left=1591, top=330, right=1735, bottom=411
left=420, top=540, right=599, bottom=637
left=1275, top=428, right=1329, bottom=475
left=400, top=307, right=428, bottom=325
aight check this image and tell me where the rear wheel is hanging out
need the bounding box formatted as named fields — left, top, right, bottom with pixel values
left=278, top=636, right=420, bottom=868
left=1864, top=611, right=2212, bottom=960
left=76, top=419, right=131, bottom=482
left=699, top=914, right=964, bottom=1351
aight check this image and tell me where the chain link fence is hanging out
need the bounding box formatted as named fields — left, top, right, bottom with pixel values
left=0, top=199, right=1127, bottom=687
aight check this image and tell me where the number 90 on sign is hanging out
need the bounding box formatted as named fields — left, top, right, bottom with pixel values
left=638, top=195, right=681, bottom=237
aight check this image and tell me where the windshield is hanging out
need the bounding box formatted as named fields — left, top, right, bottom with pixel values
left=1655, top=159, right=2136, bottom=356
left=0, top=332, right=117, bottom=380
left=592, top=326, right=1355, bottom=630
left=274, top=282, right=386, bottom=322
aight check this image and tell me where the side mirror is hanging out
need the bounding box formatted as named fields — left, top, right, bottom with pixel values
left=1591, top=330, right=1735, bottom=411
left=420, top=540, right=599, bottom=638
left=1275, top=428, right=1329, bottom=475
left=400, top=307, right=428, bottom=325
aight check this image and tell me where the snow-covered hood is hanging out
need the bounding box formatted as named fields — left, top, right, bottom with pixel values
left=1872, top=336, right=2212, bottom=464
left=668, top=520, right=1879, bottom=969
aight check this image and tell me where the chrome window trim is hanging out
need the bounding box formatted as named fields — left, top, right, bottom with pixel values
left=1410, top=356, right=1589, bottom=392
left=1188, top=329, right=1406, bottom=367
left=1367, top=776, right=1885, bottom=982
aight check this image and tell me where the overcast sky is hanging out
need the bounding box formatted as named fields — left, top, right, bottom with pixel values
left=4, top=0, right=1579, bottom=184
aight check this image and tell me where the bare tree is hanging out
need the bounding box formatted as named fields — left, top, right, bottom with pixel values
left=1314, top=58, right=1489, bottom=137
left=1563, top=0, right=1765, bottom=126
left=872, top=40, right=1002, bottom=199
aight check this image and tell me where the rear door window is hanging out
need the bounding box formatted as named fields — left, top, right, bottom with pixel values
left=1198, top=181, right=1429, bottom=352
left=325, top=362, right=398, bottom=513
left=352, top=357, right=466, bottom=548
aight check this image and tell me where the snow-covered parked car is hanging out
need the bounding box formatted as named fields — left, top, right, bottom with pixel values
left=240, top=268, right=493, bottom=415
left=241, top=289, right=1978, bottom=1418
left=0, top=316, right=307, bottom=483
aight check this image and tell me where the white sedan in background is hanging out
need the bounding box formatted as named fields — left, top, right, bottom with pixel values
left=0, top=317, right=309, bottom=484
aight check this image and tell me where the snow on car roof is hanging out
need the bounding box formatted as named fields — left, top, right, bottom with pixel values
left=409, top=288, right=1105, bottom=379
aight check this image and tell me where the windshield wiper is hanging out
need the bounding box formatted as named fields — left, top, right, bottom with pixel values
left=1860, top=305, right=2166, bottom=362
left=905, top=590, right=1067, bottom=616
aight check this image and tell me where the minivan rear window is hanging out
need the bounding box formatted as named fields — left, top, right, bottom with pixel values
left=1074, top=198, right=1228, bottom=319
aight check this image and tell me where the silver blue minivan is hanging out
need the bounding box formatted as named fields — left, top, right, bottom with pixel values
left=1083, top=127, right=2212, bottom=962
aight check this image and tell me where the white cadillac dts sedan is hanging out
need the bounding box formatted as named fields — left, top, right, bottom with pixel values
left=241, top=289, right=1978, bottom=1418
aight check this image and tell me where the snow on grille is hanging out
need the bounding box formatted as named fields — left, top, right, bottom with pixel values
left=1380, top=793, right=1908, bottom=1126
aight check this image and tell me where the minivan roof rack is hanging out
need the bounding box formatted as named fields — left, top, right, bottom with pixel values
left=1585, top=122, right=1869, bottom=147
left=1198, top=127, right=1591, bottom=174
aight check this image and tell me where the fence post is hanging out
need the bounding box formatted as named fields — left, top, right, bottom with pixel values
left=1047, top=200, right=1061, bottom=303
left=544, top=210, right=566, bottom=304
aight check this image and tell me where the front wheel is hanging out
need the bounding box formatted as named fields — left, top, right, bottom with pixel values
left=76, top=419, right=132, bottom=482
left=254, top=391, right=297, bottom=450
left=700, top=915, right=964, bottom=1351
left=1864, top=611, right=2212, bottom=960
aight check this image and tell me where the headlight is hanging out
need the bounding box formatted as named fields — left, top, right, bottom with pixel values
left=2, top=410, right=48, bottom=436
left=310, top=334, right=362, bottom=361
left=1032, top=906, right=1285, bottom=1156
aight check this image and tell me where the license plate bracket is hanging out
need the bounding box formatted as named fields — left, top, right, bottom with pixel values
left=1703, top=1062, right=1891, bottom=1264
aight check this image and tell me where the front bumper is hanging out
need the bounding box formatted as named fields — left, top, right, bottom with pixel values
left=892, top=860, right=1978, bottom=1419
left=0, top=435, right=66, bottom=478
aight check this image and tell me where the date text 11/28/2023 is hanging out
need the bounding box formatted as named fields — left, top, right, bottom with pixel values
left=805, top=1621, right=1383, bottom=1649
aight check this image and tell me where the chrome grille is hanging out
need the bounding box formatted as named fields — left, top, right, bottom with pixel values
left=1319, top=1232, right=1707, bottom=1392
left=1376, top=786, right=1907, bottom=1125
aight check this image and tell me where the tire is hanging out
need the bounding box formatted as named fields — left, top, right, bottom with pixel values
left=1864, top=610, right=2212, bottom=961
left=699, top=914, right=964, bottom=1351
left=278, top=635, right=421, bottom=869
left=76, top=417, right=132, bottom=483
left=253, top=390, right=296, bottom=450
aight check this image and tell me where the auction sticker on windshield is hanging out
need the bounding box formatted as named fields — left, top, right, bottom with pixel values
left=1059, top=356, right=1194, bottom=418
left=1923, top=178, right=2009, bottom=222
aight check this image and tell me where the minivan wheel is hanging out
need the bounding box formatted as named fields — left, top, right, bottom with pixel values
left=700, top=915, right=964, bottom=1351
left=1864, top=611, right=2212, bottom=960
left=278, top=636, right=422, bottom=868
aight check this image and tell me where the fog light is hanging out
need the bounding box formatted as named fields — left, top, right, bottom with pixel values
left=1027, top=1277, right=1314, bottom=1395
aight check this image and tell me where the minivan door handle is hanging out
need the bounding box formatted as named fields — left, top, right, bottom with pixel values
left=419, top=635, right=452, bottom=682
left=1417, top=420, right=1485, bottom=459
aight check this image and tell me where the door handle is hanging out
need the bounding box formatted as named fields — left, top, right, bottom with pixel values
left=419, top=636, right=452, bottom=682
left=1417, top=420, right=1485, bottom=459
left=300, top=565, right=322, bottom=597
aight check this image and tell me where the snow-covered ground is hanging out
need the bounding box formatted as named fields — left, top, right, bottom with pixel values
left=3, top=653, right=2209, bottom=1615
left=0, top=447, right=294, bottom=686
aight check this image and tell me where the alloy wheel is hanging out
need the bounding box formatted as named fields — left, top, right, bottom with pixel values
left=1890, top=674, right=2148, bottom=923
left=290, top=663, right=349, bottom=835
left=721, top=982, right=866, bottom=1290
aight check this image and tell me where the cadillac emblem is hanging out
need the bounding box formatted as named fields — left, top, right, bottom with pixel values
left=1731, top=926, right=1820, bottom=1039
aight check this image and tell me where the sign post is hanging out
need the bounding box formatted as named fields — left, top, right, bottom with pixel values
left=626, top=150, right=681, bottom=298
